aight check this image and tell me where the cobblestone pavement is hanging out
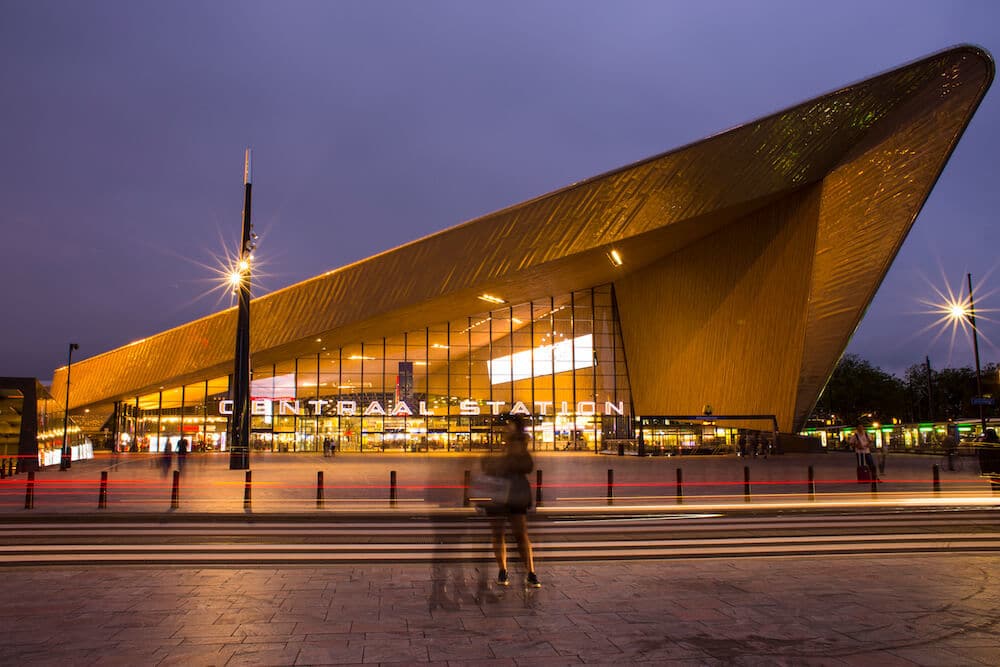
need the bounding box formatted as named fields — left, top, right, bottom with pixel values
left=0, top=554, right=997, bottom=665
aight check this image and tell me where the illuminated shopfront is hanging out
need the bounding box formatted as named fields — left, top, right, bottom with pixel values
left=112, top=285, right=632, bottom=453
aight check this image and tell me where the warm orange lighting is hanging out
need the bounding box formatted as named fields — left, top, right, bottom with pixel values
left=228, top=271, right=243, bottom=288
left=478, top=294, right=506, bottom=304
left=608, top=249, right=623, bottom=266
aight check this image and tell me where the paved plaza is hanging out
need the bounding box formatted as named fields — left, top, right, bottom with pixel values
left=0, top=553, right=997, bottom=666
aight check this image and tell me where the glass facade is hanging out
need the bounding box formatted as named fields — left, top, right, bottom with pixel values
left=113, top=285, right=633, bottom=453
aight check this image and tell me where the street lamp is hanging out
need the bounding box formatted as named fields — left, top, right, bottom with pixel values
left=228, top=149, right=255, bottom=470
left=945, top=272, right=986, bottom=432
left=60, top=342, right=80, bottom=471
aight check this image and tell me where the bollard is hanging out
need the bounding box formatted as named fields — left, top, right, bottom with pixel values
left=170, top=469, right=180, bottom=509
left=24, top=470, right=35, bottom=510
left=807, top=465, right=815, bottom=500
left=535, top=469, right=543, bottom=507
left=98, top=471, right=108, bottom=509
left=744, top=465, right=751, bottom=503
left=932, top=464, right=941, bottom=493
left=389, top=470, right=397, bottom=507
left=676, top=467, right=683, bottom=504
left=316, top=471, right=324, bottom=509
left=607, top=469, right=614, bottom=505
left=871, top=475, right=878, bottom=494
left=618, top=441, right=625, bottom=456
left=244, top=470, right=252, bottom=510
left=1, top=459, right=5, bottom=479
left=462, top=470, right=471, bottom=507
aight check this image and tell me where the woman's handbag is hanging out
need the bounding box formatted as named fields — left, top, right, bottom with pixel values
left=506, top=475, right=532, bottom=512
left=469, top=473, right=511, bottom=511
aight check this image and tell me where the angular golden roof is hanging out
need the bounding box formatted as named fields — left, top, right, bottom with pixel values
left=54, top=46, right=994, bottom=432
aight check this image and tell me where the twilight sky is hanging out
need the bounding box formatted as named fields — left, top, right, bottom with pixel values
left=2, top=0, right=999, bottom=382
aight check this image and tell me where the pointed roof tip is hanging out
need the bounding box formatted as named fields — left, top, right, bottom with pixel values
left=942, top=42, right=994, bottom=69
left=892, top=43, right=994, bottom=91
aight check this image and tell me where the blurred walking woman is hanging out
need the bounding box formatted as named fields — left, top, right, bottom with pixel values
left=482, top=415, right=540, bottom=588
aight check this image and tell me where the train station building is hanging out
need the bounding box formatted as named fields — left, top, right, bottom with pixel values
left=45, top=46, right=993, bottom=458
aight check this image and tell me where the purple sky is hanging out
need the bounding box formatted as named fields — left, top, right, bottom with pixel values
left=2, top=1, right=999, bottom=382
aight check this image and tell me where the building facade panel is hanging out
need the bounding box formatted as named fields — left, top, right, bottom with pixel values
left=792, top=48, right=994, bottom=428
left=614, top=186, right=822, bottom=432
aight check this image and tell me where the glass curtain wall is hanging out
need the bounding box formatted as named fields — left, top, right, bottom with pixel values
left=117, top=284, right=632, bottom=453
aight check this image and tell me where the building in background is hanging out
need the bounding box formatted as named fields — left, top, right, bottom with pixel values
left=46, top=46, right=993, bottom=458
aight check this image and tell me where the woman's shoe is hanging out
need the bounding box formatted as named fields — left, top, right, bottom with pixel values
left=497, top=569, right=510, bottom=586
left=526, top=572, right=541, bottom=588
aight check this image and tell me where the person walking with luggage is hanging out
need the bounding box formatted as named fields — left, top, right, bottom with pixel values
left=481, top=415, right=540, bottom=588
left=850, top=425, right=879, bottom=482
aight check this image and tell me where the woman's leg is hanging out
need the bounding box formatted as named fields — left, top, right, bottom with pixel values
left=509, top=514, right=534, bottom=573
left=490, top=517, right=507, bottom=571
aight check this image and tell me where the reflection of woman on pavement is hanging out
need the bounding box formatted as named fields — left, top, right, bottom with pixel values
left=482, top=415, right=540, bottom=588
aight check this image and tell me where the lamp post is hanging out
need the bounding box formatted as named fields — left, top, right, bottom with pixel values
left=229, top=149, right=255, bottom=470
left=60, top=342, right=80, bottom=471
left=946, top=273, right=987, bottom=433
left=966, top=273, right=986, bottom=432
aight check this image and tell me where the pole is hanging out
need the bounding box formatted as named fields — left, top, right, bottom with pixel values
left=243, top=470, right=252, bottom=510
left=60, top=343, right=79, bottom=471
left=925, top=356, right=934, bottom=421
left=98, top=470, right=108, bottom=509
left=316, top=471, right=324, bottom=509
left=967, top=273, right=986, bottom=432
left=229, top=149, right=254, bottom=470
left=24, top=470, right=35, bottom=509
left=170, top=469, right=180, bottom=509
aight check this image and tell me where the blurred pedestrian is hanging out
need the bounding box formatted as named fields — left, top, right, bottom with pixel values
left=850, top=425, right=879, bottom=482
left=426, top=456, right=480, bottom=610
left=480, top=415, right=540, bottom=588
left=943, top=422, right=959, bottom=471
left=160, top=440, right=172, bottom=476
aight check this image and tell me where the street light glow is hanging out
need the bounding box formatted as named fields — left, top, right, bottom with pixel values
left=947, top=300, right=970, bottom=320
left=914, top=271, right=997, bottom=365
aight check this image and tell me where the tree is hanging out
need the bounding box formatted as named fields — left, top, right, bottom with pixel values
left=815, top=354, right=907, bottom=426
left=814, top=356, right=1000, bottom=426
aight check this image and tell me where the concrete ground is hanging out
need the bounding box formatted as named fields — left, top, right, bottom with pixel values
left=0, top=553, right=996, bottom=666
left=0, top=450, right=992, bottom=515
